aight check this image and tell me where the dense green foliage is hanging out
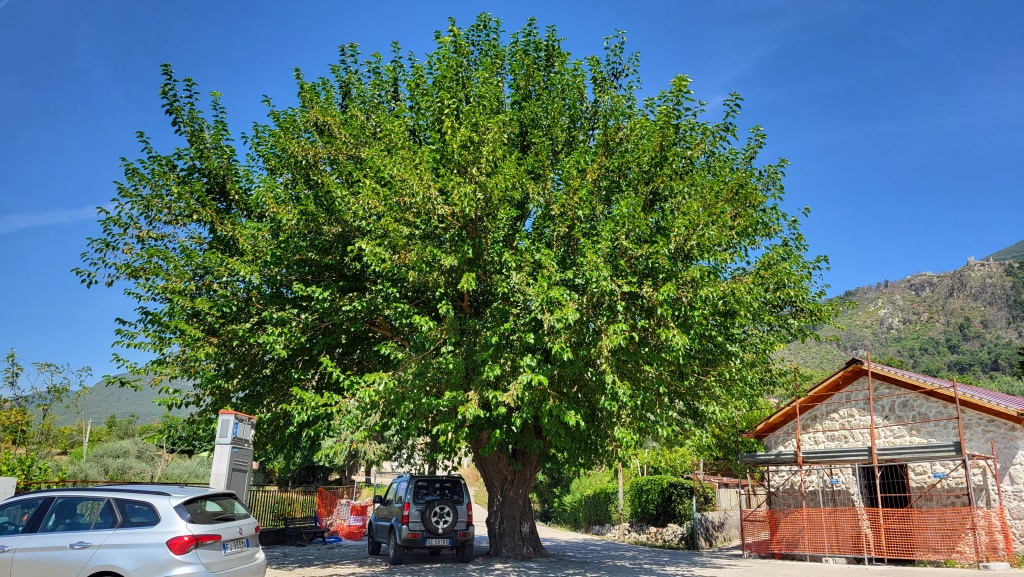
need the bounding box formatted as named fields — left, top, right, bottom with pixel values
left=65, top=438, right=211, bottom=483
left=549, top=469, right=619, bottom=529
left=625, top=475, right=715, bottom=527
left=543, top=469, right=715, bottom=530
left=77, top=15, right=836, bottom=557
left=0, top=452, right=61, bottom=484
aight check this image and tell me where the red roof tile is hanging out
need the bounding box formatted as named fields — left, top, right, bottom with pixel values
left=861, top=359, right=1024, bottom=413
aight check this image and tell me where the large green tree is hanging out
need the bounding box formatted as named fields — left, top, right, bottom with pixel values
left=78, top=15, right=837, bottom=558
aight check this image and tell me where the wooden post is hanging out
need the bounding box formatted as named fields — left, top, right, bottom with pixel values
left=866, top=353, right=880, bottom=506
left=866, top=354, right=887, bottom=562
left=953, top=378, right=983, bottom=562
left=618, top=462, right=625, bottom=540
left=739, top=478, right=747, bottom=558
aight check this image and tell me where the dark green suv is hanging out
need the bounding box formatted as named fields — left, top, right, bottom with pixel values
left=367, top=474, right=475, bottom=565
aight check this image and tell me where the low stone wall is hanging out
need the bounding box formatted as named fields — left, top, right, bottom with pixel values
left=587, top=510, right=740, bottom=550
left=695, top=510, right=740, bottom=549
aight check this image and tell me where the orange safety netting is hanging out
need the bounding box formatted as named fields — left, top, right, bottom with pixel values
left=742, top=506, right=1014, bottom=563
left=316, top=487, right=373, bottom=541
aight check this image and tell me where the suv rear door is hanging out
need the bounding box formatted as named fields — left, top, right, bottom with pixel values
left=410, top=478, right=468, bottom=533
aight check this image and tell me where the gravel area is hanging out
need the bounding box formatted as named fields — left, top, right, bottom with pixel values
left=265, top=519, right=995, bottom=577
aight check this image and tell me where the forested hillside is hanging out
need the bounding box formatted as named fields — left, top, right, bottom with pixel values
left=985, top=239, right=1024, bottom=263
left=784, top=260, right=1024, bottom=395
left=56, top=376, right=193, bottom=426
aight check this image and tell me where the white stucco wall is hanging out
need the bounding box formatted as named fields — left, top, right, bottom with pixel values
left=763, top=376, right=1024, bottom=546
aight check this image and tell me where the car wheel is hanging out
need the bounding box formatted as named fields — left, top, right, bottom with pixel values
left=387, top=530, right=405, bottom=565
left=368, top=531, right=381, bottom=556
left=422, top=499, right=459, bottom=535
left=456, top=541, right=473, bottom=563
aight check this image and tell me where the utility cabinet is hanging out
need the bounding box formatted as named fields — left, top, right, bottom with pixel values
left=0, top=477, right=15, bottom=501
left=209, top=410, right=257, bottom=504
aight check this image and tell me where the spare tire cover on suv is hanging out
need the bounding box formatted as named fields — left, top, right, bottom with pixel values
left=422, top=499, right=458, bottom=535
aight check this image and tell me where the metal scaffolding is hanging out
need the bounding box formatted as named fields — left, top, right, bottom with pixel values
left=739, top=355, right=1015, bottom=564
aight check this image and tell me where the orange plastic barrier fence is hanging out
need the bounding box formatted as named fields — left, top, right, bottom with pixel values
left=316, top=488, right=374, bottom=541
left=742, top=506, right=1014, bottom=563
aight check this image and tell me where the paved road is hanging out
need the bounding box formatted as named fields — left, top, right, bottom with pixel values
left=265, top=521, right=996, bottom=577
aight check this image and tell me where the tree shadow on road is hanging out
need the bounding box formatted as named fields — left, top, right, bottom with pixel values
left=265, top=532, right=747, bottom=577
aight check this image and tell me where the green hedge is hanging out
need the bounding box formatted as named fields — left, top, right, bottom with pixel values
left=552, top=470, right=620, bottom=529
left=625, top=475, right=715, bottom=527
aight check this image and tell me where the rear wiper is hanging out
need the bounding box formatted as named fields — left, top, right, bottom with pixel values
left=213, top=514, right=242, bottom=521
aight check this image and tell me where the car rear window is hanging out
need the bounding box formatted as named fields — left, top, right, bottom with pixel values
left=115, top=499, right=161, bottom=528
left=412, top=479, right=465, bottom=504
left=175, top=494, right=251, bottom=525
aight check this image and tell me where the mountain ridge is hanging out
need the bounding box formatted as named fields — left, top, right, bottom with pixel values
left=785, top=259, right=1024, bottom=395
left=55, top=376, right=194, bottom=427
left=984, top=238, right=1024, bottom=263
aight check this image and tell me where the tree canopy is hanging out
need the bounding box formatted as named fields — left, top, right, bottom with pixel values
left=78, top=14, right=838, bottom=557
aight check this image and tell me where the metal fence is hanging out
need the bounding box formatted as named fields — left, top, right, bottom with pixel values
left=247, top=483, right=375, bottom=529
left=740, top=458, right=1015, bottom=563
left=246, top=486, right=319, bottom=528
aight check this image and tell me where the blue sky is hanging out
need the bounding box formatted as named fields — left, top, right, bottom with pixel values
left=1, top=1, right=1022, bottom=380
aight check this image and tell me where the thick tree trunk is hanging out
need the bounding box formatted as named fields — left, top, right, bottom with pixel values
left=471, top=431, right=546, bottom=559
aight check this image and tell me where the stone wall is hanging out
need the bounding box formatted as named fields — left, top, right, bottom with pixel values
left=587, top=510, right=740, bottom=549
left=763, top=376, right=1024, bottom=546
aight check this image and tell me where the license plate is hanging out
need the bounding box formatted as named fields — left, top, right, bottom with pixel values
left=223, top=538, right=250, bottom=555
left=425, top=538, right=451, bottom=547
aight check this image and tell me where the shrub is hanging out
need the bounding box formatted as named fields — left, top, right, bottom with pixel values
left=66, top=438, right=161, bottom=482
left=0, top=451, right=61, bottom=483
left=579, top=484, right=619, bottom=528
left=632, top=447, right=694, bottom=478
left=159, top=455, right=212, bottom=484
left=625, top=475, right=715, bottom=527
left=552, top=469, right=620, bottom=529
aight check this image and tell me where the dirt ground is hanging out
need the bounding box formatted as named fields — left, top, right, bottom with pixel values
left=264, top=522, right=998, bottom=577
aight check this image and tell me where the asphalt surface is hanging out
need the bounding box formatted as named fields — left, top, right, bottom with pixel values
left=264, top=516, right=1001, bottom=577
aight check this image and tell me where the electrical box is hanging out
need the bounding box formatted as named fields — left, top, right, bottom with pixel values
left=209, top=410, right=257, bottom=505
left=0, top=477, right=15, bottom=502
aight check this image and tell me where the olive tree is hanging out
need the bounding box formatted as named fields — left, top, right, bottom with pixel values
left=78, top=15, right=837, bottom=558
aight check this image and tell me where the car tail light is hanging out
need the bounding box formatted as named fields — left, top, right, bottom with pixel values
left=166, top=534, right=221, bottom=555
left=458, top=531, right=470, bottom=538
left=407, top=532, right=421, bottom=539
left=467, top=501, right=473, bottom=524
left=255, top=524, right=261, bottom=534
left=401, top=501, right=410, bottom=525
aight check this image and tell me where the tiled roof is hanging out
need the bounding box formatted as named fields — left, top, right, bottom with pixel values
left=861, top=359, right=1024, bottom=413
left=746, top=358, right=1024, bottom=439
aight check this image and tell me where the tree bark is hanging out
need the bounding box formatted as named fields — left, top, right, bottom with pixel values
left=471, top=431, right=546, bottom=559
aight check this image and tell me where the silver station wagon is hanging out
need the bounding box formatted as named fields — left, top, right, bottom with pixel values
left=0, top=484, right=266, bottom=577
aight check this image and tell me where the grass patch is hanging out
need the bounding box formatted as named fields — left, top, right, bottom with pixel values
left=459, top=462, right=489, bottom=512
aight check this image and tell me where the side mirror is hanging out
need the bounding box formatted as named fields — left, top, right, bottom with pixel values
left=373, top=495, right=383, bottom=505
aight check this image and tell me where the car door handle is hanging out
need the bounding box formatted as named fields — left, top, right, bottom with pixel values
left=68, top=541, right=92, bottom=549
left=0, top=545, right=12, bottom=553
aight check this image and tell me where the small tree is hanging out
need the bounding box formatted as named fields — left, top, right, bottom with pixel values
left=77, top=15, right=837, bottom=558
left=1, top=350, right=90, bottom=456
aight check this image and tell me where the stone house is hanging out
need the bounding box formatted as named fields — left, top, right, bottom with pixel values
left=741, top=358, right=1021, bottom=562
